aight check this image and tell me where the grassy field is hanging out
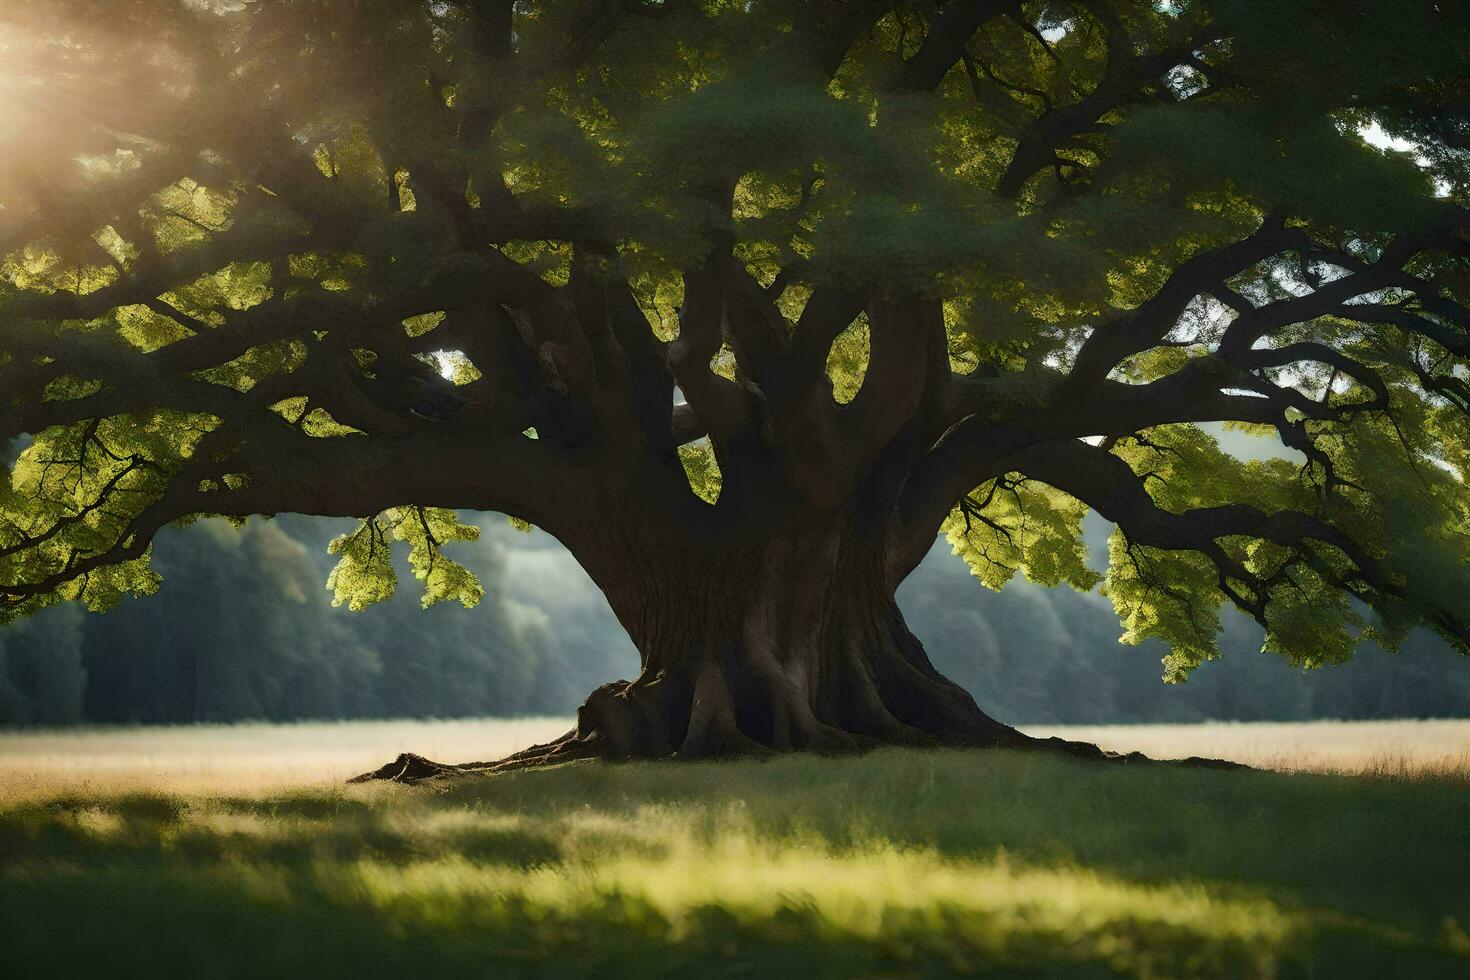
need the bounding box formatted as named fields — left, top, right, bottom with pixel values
left=2, top=721, right=1469, bottom=978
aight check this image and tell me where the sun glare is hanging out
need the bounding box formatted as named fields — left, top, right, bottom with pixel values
left=0, top=28, right=29, bottom=146
left=0, top=22, right=58, bottom=161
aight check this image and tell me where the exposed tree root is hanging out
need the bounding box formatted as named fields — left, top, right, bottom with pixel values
left=348, top=716, right=1246, bottom=785
left=346, top=730, right=592, bottom=784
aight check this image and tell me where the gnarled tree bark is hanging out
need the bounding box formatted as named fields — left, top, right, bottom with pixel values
left=354, top=500, right=1031, bottom=780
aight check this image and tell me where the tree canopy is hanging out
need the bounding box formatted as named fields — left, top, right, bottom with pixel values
left=2, top=0, right=1469, bottom=739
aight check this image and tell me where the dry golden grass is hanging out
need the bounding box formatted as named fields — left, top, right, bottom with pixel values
left=1029, top=719, right=1470, bottom=779
left=0, top=717, right=571, bottom=799
left=2, top=718, right=1467, bottom=801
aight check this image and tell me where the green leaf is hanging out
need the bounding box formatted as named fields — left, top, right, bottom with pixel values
left=325, top=521, right=396, bottom=611
left=386, top=507, right=484, bottom=609
left=944, top=477, right=1099, bottom=593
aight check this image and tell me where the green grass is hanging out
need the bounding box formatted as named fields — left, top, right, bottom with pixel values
left=3, top=749, right=1469, bottom=979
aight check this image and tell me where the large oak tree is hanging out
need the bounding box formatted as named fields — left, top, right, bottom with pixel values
left=3, top=0, right=1469, bottom=776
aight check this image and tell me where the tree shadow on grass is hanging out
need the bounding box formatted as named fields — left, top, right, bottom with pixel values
left=3, top=854, right=1467, bottom=980
left=3, top=750, right=1470, bottom=978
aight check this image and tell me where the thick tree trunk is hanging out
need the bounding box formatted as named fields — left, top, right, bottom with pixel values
left=350, top=509, right=1242, bottom=783
left=563, top=506, right=1027, bottom=756
left=574, top=545, right=1021, bottom=760
left=353, top=512, right=1026, bottom=782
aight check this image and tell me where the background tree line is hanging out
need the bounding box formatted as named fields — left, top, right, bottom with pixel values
left=3, top=512, right=1467, bottom=727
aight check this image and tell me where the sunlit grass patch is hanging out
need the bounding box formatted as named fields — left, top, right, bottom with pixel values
left=4, top=738, right=1470, bottom=978
left=328, top=843, right=1295, bottom=978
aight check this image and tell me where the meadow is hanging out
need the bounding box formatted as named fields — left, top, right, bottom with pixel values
left=3, top=719, right=1469, bottom=978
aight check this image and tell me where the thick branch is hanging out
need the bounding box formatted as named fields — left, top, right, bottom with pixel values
left=1005, top=438, right=1468, bottom=648
left=996, top=11, right=1225, bottom=198
left=1065, top=215, right=1298, bottom=390
left=890, top=1, right=1020, bottom=92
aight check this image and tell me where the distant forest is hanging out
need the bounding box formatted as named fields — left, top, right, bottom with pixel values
left=3, top=510, right=1468, bottom=727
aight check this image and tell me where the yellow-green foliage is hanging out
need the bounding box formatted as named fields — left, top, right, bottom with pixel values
left=824, top=315, right=869, bottom=404
left=325, top=509, right=484, bottom=612
left=944, top=477, right=1099, bottom=593
left=387, top=506, right=484, bottom=610
left=498, top=240, right=572, bottom=286
left=402, top=311, right=445, bottom=338
left=191, top=339, right=307, bottom=393
left=289, top=252, right=368, bottom=292
left=147, top=179, right=236, bottom=249
left=325, top=520, right=397, bottom=611
left=172, top=261, right=273, bottom=313
left=1103, top=532, right=1225, bottom=683
left=678, top=440, right=722, bottom=504
left=1, top=245, right=118, bottom=296
left=0, top=412, right=217, bottom=624
left=267, top=397, right=364, bottom=438
left=1088, top=423, right=1452, bottom=679
left=114, top=304, right=195, bottom=353
left=624, top=259, right=684, bottom=341
left=310, top=126, right=394, bottom=212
